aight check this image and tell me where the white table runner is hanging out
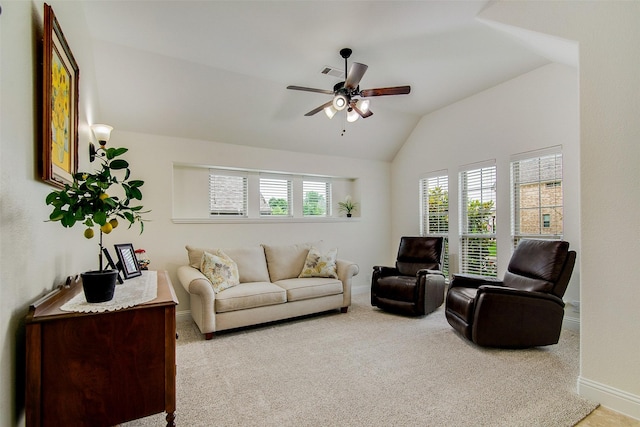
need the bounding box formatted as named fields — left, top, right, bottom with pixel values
left=61, top=270, right=157, bottom=313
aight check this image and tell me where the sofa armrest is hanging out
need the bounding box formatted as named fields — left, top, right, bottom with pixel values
left=417, top=268, right=444, bottom=277
left=177, top=265, right=217, bottom=336
left=177, top=265, right=214, bottom=297
left=337, top=259, right=359, bottom=309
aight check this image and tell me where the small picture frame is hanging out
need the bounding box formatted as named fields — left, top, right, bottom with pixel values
left=102, top=248, right=124, bottom=284
left=114, top=243, right=142, bottom=279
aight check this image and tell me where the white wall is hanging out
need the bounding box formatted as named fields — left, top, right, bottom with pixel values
left=391, top=63, right=580, bottom=306
left=481, top=0, right=640, bottom=419
left=0, top=2, right=101, bottom=425
left=0, top=2, right=390, bottom=425
left=109, top=131, right=390, bottom=311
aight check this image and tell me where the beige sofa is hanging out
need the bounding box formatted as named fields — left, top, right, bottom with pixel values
left=177, top=242, right=359, bottom=339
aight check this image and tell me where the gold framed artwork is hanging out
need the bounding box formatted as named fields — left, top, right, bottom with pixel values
left=41, top=3, right=79, bottom=188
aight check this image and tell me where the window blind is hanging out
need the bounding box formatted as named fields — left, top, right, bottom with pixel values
left=303, top=180, right=331, bottom=217
left=259, top=176, right=292, bottom=216
left=459, top=163, right=497, bottom=276
left=511, top=150, right=563, bottom=246
left=420, top=172, right=449, bottom=277
left=209, top=170, right=248, bottom=216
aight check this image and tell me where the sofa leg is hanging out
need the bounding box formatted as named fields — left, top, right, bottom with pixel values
left=205, top=332, right=214, bottom=340
left=340, top=307, right=348, bottom=313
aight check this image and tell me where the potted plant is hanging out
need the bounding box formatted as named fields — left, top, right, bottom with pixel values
left=46, top=145, right=148, bottom=302
left=338, top=195, right=358, bottom=217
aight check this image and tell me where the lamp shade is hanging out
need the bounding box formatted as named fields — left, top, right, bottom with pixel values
left=356, top=99, right=370, bottom=113
left=91, top=124, right=113, bottom=145
left=333, top=94, right=348, bottom=111
left=346, top=108, right=359, bottom=123
left=324, top=105, right=337, bottom=119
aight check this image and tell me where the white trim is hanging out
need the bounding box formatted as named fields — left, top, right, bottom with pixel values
left=562, top=315, right=579, bottom=332
left=419, top=168, right=448, bottom=180
left=578, top=377, right=640, bottom=421
left=458, top=158, right=496, bottom=172
left=172, top=217, right=359, bottom=224
left=176, top=310, right=192, bottom=322
left=509, top=145, right=562, bottom=162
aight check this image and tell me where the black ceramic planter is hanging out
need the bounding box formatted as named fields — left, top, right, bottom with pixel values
left=81, top=270, right=118, bottom=303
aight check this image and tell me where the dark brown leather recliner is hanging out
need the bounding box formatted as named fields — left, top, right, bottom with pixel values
left=445, top=239, right=576, bottom=348
left=371, top=236, right=446, bottom=316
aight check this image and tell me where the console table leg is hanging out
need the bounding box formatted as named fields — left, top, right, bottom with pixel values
left=166, top=411, right=176, bottom=427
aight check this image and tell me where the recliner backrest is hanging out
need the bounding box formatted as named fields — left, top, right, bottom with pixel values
left=395, top=236, right=443, bottom=276
left=504, top=239, right=574, bottom=297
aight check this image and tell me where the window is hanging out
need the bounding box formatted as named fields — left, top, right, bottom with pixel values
left=209, top=170, right=247, bottom=216
left=303, top=180, right=331, bottom=217
left=260, top=176, right=292, bottom=216
left=459, top=162, right=497, bottom=276
left=420, top=172, right=449, bottom=277
left=511, top=149, right=563, bottom=246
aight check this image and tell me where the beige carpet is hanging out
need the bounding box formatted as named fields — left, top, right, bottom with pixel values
left=124, top=292, right=597, bottom=426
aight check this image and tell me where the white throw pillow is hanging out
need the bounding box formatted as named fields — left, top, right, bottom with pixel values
left=298, top=247, right=338, bottom=279
left=200, top=251, right=240, bottom=293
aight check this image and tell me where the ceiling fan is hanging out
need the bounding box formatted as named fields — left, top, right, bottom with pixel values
left=287, top=48, right=411, bottom=122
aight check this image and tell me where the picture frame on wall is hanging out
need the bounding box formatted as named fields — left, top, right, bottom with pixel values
left=114, top=243, right=142, bottom=280
left=41, top=3, right=80, bottom=188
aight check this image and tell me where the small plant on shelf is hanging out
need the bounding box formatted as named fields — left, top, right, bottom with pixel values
left=338, top=195, right=358, bottom=217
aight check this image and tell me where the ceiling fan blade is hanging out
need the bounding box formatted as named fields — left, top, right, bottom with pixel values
left=287, top=85, right=334, bottom=95
left=304, top=100, right=333, bottom=117
left=360, top=85, right=411, bottom=97
left=351, top=102, right=373, bottom=118
left=345, top=62, right=368, bottom=90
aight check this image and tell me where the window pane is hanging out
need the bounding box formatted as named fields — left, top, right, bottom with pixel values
left=460, top=165, right=497, bottom=276
left=260, top=177, right=292, bottom=216
left=420, top=174, right=449, bottom=277
left=209, top=173, right=247, bottom=216
left=511, top=152, right=563, bottom=246
left=303, top=180, right=330, bottom=217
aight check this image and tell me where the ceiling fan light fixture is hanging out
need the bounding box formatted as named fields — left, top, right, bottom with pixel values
left=356, top=98, right=370, bottom=113
left=346, top=108, right=359, bottom=123
left=324, top=105, right=337, bottom=119
left=333, top=94, right=348, bottom=111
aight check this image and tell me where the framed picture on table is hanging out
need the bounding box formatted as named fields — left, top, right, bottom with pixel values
left=114, top=243, right=142, bottom=279
left=41, top=4, right=79, bottom=188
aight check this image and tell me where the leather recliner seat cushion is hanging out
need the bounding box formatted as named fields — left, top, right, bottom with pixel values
left=375, top=276, right=418, bottom=303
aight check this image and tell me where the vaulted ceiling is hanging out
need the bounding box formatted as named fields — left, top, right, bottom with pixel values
left=81, top=1, right=550, bottom=161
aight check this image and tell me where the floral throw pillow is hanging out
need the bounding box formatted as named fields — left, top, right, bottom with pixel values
left=200, top=251, right=240, bottom=293
left=298, top=247, right=338, bottom=279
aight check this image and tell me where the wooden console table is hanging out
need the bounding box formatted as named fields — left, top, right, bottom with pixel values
left=25, top=271, right=178, bottom=427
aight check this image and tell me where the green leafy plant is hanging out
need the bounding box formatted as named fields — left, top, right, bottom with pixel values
left=338, top=195, right=358, bottom=216
left=45, top=146, right=149, bottom=271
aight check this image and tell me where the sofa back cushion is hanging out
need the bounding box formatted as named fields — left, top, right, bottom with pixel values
left=263, top=242, right=316, bottom=282
left=186, top=245, right=270, bottom=283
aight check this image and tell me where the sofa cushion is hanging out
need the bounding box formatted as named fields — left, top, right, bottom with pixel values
left=200, top=251, right=240, bottom=294
left=186, top=245, right=270, bottom=283
left=298, top=247, right=338, bottom=279
left=263, top=242, right=315, bottom=282
left=274, top=277, right=343, bottom=302
left=215, top=282, right=286, bottom=313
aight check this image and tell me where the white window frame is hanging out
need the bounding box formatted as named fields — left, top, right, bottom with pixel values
left=459, top=161, right=497, bottom=277
left=510, top=147, right=563, bottom=247
left=208, top=169, right=248, bottom=217
left=259, top=174, right=293, bottom=217
left=302, top=179, right=331, bottom=217
left=420, top=170, right=449, bottom=277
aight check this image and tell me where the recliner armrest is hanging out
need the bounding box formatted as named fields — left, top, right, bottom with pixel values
left=417, top=268, right=444, bottom=277
left=449, top=273, right=502, bottom=289
left=372, top=265, right=400, bottom=278
left=478, top=285, right=565, bottom=306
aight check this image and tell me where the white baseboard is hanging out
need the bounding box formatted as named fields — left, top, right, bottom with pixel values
left=176, top=310, right=192, bottom=322
left=562, top=315, right=580, bottom=332
left=578, top=376, right=640, bottom=420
